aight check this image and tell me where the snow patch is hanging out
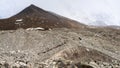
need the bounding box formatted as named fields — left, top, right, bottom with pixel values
left=26, top=27, right=45, bottom=31
left=16, top=19, right=23, bottom=22
left=15, top=19, right=23, bottom=26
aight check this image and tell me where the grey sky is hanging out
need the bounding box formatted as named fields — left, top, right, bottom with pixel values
left=0, top=0, right=120, bottom=26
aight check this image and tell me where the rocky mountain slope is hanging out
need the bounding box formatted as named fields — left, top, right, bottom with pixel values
left=0, top=28, right=119, bottom=68
left=0, top=5, right=85, bottom=30
left=0, top=4, right=120, bottom=68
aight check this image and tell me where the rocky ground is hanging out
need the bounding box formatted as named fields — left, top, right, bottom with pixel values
left=0, top=28, right=120, bottom=68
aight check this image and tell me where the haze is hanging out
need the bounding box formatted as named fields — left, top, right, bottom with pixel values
left=0, top=0, right=120, bottom=26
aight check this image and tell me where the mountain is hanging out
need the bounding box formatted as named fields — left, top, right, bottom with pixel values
left=0, top=4, right=86, bottom=30
left=107, top=25, right=120, bottom=29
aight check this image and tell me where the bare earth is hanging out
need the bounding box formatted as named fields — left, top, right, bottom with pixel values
left=0, top=28, right=120, bottom=68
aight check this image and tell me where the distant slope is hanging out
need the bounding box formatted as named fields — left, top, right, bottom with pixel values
left=0, top=4, right=86, bottom=30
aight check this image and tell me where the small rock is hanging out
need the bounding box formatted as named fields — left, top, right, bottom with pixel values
left=4, top=62, right=9, bottom=68
left=89, top=61, right=100, bottom=68
left=79, top=37, right=82, bottom=40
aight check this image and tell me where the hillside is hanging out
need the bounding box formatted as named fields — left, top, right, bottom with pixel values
left=0, top=28, right=119, bottom=68
left=0, top=5, right=85, bottom=30
left=0, top=4, right=120, bottom=68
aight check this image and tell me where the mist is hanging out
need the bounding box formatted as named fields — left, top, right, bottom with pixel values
left=0, top=0, right=120, bottom=26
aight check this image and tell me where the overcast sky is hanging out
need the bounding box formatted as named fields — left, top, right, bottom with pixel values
left=0, top=0, right=120, bottom=26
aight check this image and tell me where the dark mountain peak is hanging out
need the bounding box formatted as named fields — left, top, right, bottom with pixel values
left=29, top=4, right=36, bottom=8
left=23, top=4, right=45, bottom=13
left=27, top=4, right=41, bottom=10
left=0, top=4, right=86, bottom=30
left=12, top=4, right=46, bottom=18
